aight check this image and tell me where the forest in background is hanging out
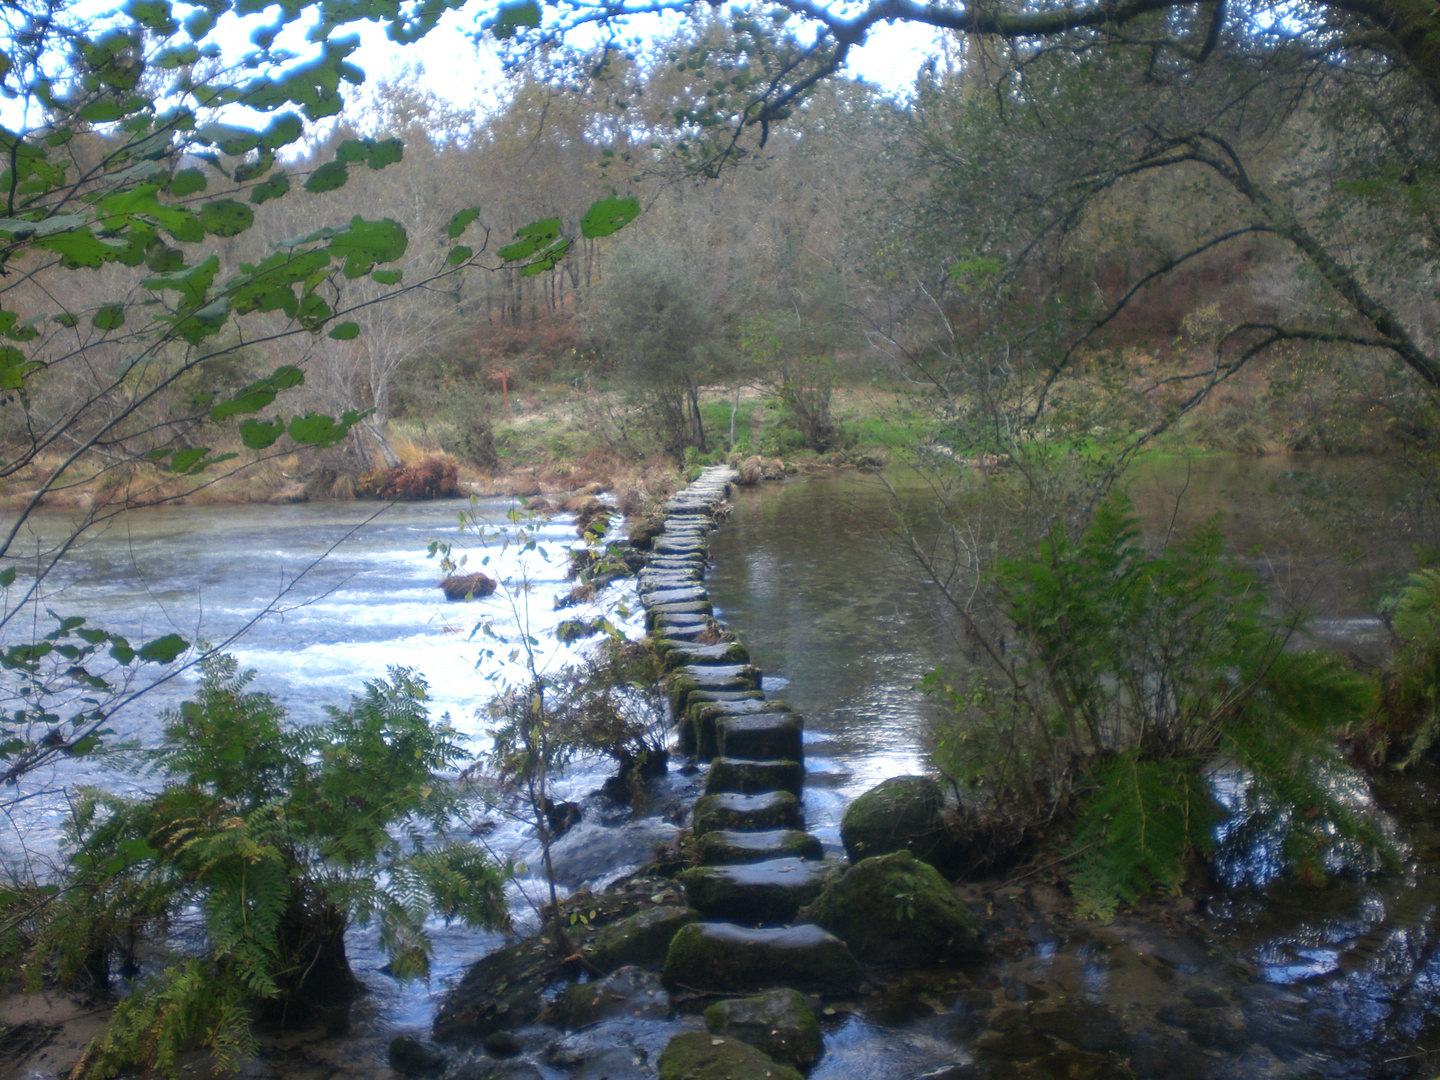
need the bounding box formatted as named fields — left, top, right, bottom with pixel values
left=5, top=17, right=1427, bottom=517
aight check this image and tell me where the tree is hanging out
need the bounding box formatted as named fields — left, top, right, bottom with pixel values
left=0, top=0, right=641, bottom=794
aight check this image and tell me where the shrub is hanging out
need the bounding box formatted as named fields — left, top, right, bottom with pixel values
left=927, top=493, right=1379, bottom=916
left=49, top=656, right=508, bottom=1078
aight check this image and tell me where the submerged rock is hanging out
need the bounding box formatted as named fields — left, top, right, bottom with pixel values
left=692, top=791, right=804, bottom=834
left=663, top=922, right=863, bottom=996
left=388, top=1035, right=446, bottom=1075
left=549, top=967, right=671, bottom=1029
left=587, top=905, right=700, bottom=972
left=797, top=851, right=983, bottom=966
left=679, top=858, right=838, bottom=923
left=840, top=775, right=948, bottom=866
left=658, top=1031, right=803, bottom=1080
left=704, top=988, right=822, bottom=1069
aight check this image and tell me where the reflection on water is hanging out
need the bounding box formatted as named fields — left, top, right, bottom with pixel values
left=706, top=461, right=1440, bottom=1078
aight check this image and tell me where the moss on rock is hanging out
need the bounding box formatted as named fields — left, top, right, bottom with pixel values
left=704, top=989, right=822, bottom=1069
left=663, top=922, right=863, bottom=996
left=658, top=1031, right=803, bottom=1080
left=797, top=850, right=983, bottom=967
left=695, top=828, right=823, bottom=865
left=840, top=775, right=947, bottom=865
left=705, top=757, right=803, bottom=795
left=693, top=791, right=804, bottom=835
left=587, top=905, right=700, bottom=972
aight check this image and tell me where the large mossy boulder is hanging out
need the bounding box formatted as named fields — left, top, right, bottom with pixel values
left=663, top=922, right=863, bottom=996
left=796, top=850, right=983, bottom=967
left=658, top=1031, right=802, bottom=1080
left=704, top=989, right=822, bottom=1069
left=587, top=905, right=699, bottom=972
left=840, top=775, right=948, bottom=866
left=693, top=791, right=803, bottom=835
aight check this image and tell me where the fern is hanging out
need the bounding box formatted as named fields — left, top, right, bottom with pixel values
left=49, top=654, right=511, bottom=1079
left=1069, top=756, right=1215, bottom=922
left=943, top=492, right=1382, bottom=916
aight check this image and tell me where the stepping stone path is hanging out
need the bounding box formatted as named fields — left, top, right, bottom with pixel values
left=636, top=465, right=864, bottom=1003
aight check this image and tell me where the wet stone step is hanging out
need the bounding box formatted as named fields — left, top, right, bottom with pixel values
left=653, top=622, right=712, bottom=644
left=688, top=699, right=791, bottom=761
left=678, top=858, right=839, bottom=924
left=640, top=567, right=703, bottom=584
left=653, top=537, right=708, bottom=555
left=660, top=640, right=750, bottom=670
left=663, top=922, right=863, bottom=996
left=717, top=712, right=804, bottom=762
left=695, top=828, right=824, bottom=865
left=668, top=665, right=762, bottom=713
left=705, top=756, right=804, bottom=796
left=693, top=791, right=804, bottom=834
left=642, top=585, right=709, bottom=607
left=645, top=601, right=713, bottom=628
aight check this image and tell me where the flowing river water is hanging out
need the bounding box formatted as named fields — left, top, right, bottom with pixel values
left=6, top=455, right=1440, bottom=1078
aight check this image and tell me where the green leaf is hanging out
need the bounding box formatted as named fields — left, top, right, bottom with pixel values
left=199, top=199, right=254, bottom=237
left=0, top=567, right=14, bottom=587
left=0, top=346, right=42, bottom=390
left=169, top=167, right=208, bottom=197
left=211, top=365, right=305, bottom=421
left=447, top=245, right=472, bottom=266
left=170, top=447, right=209, bottom=472
left=92, top=304, right=125, bottom=331
left=498, top=217, right=562, bottom=263
left=488, top=0, right=541, bottom=39
left=327, top=216, right=407, bottom=278
left=250, top=172, right=290, bottom=204
left=137, top=634, right=187, bottom=663
left=328, top=321, right=359, bottom=340
left=289, top=409, right=366, bottom=448
left=305, top=160, right=348, bottom=193
left=337, top=137, right=403, bottom=170
left=78, top=100, right=125, bottom=123
left=447, top=207, right=481, bottom=240
left=109, top=638, right=135, bottom=664
left=371, top=269, right=402, bottom=285
left=520, top=239, right=568, bottom=275
left=580, top=196, right=639, bottom=239
left=240, top=417, right=285, bottom=449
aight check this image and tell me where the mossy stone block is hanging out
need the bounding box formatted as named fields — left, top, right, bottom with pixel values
left=706, top=756, right=803, bottom=796
left=658, top=1031, right=801, bottom=1080
left=663, top=922, right=863, bottom=996
left=693, top=791, right=804, bottom=835
left=695, top=828, right=823, bottom=865
left=704, top=988, right=822, bottom=1069
left=679, top=858, right=838, bottom=924
left=716, top=712, right=803, bottom=761
left=588, top=905, right=700, bottom=972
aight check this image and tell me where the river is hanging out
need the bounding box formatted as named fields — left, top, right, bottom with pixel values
left=5, top=455, right=1439, bottom=1077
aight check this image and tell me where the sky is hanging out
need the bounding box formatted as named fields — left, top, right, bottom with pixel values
left=1, top=0, right=939, bottom=133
